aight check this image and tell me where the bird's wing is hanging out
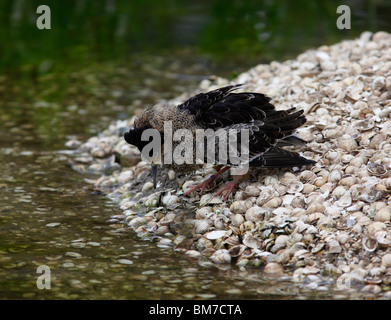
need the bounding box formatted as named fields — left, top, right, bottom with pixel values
left=178, top=85, right=274, bottom=129
left=178, top=85, right=314, bottom=168
left=227, top=108, right=309, bottom=163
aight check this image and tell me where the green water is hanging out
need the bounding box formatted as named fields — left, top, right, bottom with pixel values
left=0, top=0, right=390, bottom=299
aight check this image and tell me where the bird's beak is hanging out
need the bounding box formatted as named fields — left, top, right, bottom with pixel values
left=151, top=164, right=158, bottom=189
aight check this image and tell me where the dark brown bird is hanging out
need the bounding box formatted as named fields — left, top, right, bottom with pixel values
left=124, top=84, right=315, bottom=200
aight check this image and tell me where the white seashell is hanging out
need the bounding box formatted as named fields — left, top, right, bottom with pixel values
left=306, top=212, right=324, bottom=224
left=326, top=151, right=341, bottom=164
left=262, top=197, right=282, bottom=208
left=245, top=206, right=265, bottom=222
left=185, top=250, right=201, bottom=259
left=368, top=267, right=384, bottom=278
left=349, top=156, right=366, bottom=168
left=205, top=230, right=227, bottom=240
left=275, top=235, right=289, bottom=247
left=355, top=118, right=375, bottom=132
left=223, top=235, right=240, bottom=246
left=335, top=191, right=352, bottom=207
left=195, top=207, right=213, bottom=220
left=153, top=225, right=170, bottom=236
left=167, top=170, right=176, bottom=180
left=339, top=176, right=357, bottom=187
left=311, top=243, right=325, bottom=254
left=328, top=169, right=342, bottom=183
left=362, top=284, right=382, bottom=294
left=381, top=178, right=391, bottom=190
left=299, top=170, right=316, bottom=182
left=128, top=217, right=147, bottom=229
left=379, top=107, right=391, bottom=118
left=314, top=176, right=328, bottom=187
left=324, top=128, right=342, bottom=139
left=336, top=232, right=350, bottom=245
left=332, top=186, right=347, bottom=199
left=324, top=206, right=341, bottom=219
left=274, top=183, right=288, bottom=196
left=367, top=221, right=386, bottom=238
left=256, top=187, right=276, bottom=206
left=213, top=217, right=225, bottom=230
left=302, top=184, right=317, bottom=194
left=162, top=194, right=179, bottom=206
left=279, top=172, right=298, bottom=186
left=182, top=180, right=196, bottom=192
left=376, top=231, right=391, bottom=248
left=374, top=206, right=391, bottom=222
left=273, top=207, right=291, bottom=215
left=358, top=185, right=386, bottom=203
left=157, top=238, right=173, bottom=247
left=306, top=203, right=325, bottom=214
left=242, top=233, right=261, bottom=249
left=362, top=237, right=377, bottom=252
left=199, top=194, right=213, bottom=206
left=240, top=221, right=255, bottom=233
left=341, top=154, right=355, bottom=164
left=305, top=192, right=325, bottom=206
left=367, top=162, right=388, bottom=177
left=230, top=200, right=252, bottom=214
left=228, top=244, right=246, bottom=257
left=337, top=135, right=357, bottom=152
left=231, top=213, right=244, bottom=227
left=298, top=129, right=314, bottom=142
left=210, top=249, right=231, bottom=264
left=373, top=76, right=385, bottom=90
left=295, top=220, right=310, bottom=233
left=291, top=196, right=305, bottom=208
left=281, top=194, right=296, bottom=206
left=293, top=248, right=309, bottom=258
left=196, top=237, right=213, bottom=251
left=381, top=254, right=391, bottom=268
left=263, top=262, right=283, bottom=275
left=209, top=197, right=224, bottom=205
left=288, top=232, right=303, bottom=245
left=368, top=133, right=387, bottom=150
left=305, top=225, right=318, bottom=234
left=263, top=175, right=279, bottom=185
left=287, top=181, right=304, bottom=194
left=327, top=239, right=342, bottom=254
left=117, top=170, right=134, bottom=184
left=244, top=185, right=261, bottom=198
left=142, top=181, right=154, bottom=192
left=194, top=219, right=213, bottom=234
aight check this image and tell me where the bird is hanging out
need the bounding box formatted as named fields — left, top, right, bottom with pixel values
left=124, top=84, right=315, bottom=200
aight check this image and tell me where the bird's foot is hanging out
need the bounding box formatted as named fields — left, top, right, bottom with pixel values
left=214, top=176, right=242, bottom=201
left=184, top=166, right=230, bottom=196
left=184, top=166, right=231, bottom=197
left=184, top=174, right=217, bottom=196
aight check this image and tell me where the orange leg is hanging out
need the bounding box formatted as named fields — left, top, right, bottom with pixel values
left=213, top=175, right=242, bottom=201
left=184, top=166, right=230, bottom=196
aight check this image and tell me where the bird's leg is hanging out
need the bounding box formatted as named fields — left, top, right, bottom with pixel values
left=214, top=175, right=243, bottom=201
left=184, top=165, right=230, bottom=196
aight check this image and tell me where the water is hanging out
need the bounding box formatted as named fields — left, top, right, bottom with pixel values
left=3, top=56, right=332, bottom=300
left=1, top=0, right=391, bottom=300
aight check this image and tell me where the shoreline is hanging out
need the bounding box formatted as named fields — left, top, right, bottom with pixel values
left=67, top=31, right=391, bottom=297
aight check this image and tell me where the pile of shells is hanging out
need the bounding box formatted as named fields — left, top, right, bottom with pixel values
left=67, top=31, right=391, bottom=297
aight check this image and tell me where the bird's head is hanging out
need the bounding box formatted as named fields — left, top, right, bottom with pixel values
left=124, top=126, right=151, bottom=153
left=124, top=125, right=162, bottom=189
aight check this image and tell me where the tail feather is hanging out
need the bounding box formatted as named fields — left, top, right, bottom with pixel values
left=250, top=147, right=315, bottom=168
left=276, top=135, right=308, bottom=147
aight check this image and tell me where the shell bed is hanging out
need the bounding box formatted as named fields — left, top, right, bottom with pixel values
left=67, top=31, right=391, bottom=297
